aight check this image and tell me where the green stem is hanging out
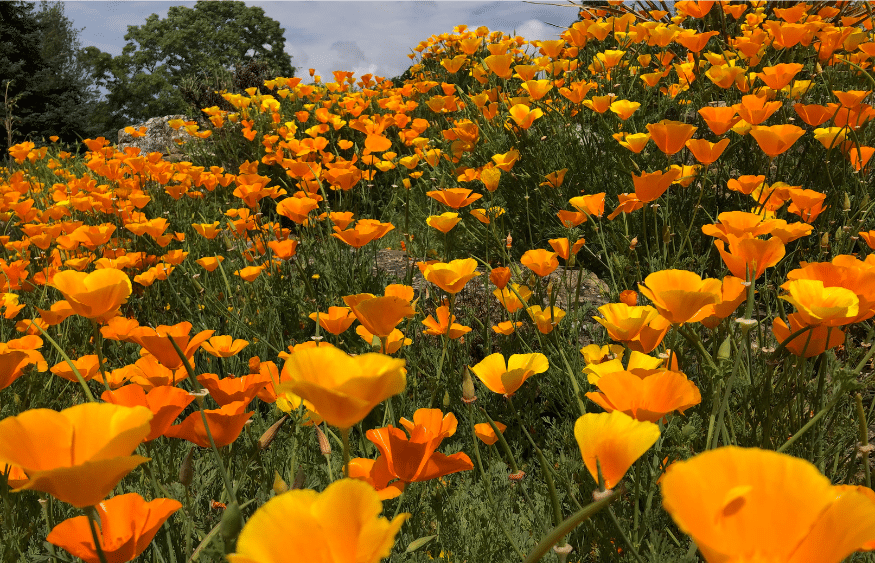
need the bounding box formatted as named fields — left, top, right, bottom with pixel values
left=29, top=320, right=95, bottom=402
left=341, top=427, right=351, bottom=478
left=86, top=508, right=110, bottom=563
left=521, top=492, right=617, bottom=563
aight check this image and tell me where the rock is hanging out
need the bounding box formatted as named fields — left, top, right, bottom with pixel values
left=117, top=115, right=196, bottom=160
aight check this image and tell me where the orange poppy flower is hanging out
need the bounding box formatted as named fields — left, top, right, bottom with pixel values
left=474, top=421, right=507, bottom=445
left=49, top=355, right=100, bottom=385
left=614, top=132, right=651, bottom=153
left=638, top=270, right=723, bottom=325
left=164, top=400, right=253, bottom=448
left=698, top=276, right=748, bottom=329
left=527, top=305, right=566, bottom=334
left=733, top=94, right=782, bottom=125
left=646, top=120, right=697, bottom=155
left=101, top=385, right=195, bottom=441
left=609, top=100, right=641, bottom=120
left=698, top=106, right=742, bottom=136
left=520, top=249, right=559, bottom=277
left=793, top=103, right=833, bottom=127
left=332, top=220, right=395, bottom=249
left=569, top=193, right=606, bottom=218
left=267, top=239, right=298, bottom=260
left=195, top=256, right=225, bottom=272
left=773, top=313, right=846, bottom=358
left=594, top=303, right=671, bottom=353
left=422, top=306, right=471, bottom=339
left=489, top=266, right=511, bottom=290
left=348, top=456, right=405, bottom=500
left=619, top=290, right=638, bottom=306
left=491, top=149, right=520, bottom=171
left=492, top=284, right=532, bottom=314
left=470, top=352, right=548, bottom=397
left=51, top=269, right=132, bottom=322
left=278, top=346, right=406, bottom=429
left=0, top=403, right=151, bottom=507
left=128, top=322, right=214, bottom=370
left=343, top=294, right=415, bottom=338
left=632, top=168, right=682, bottom=202
left=309, top=307, right=356, bottom=335
left=714, top=234, right=786, bottom=281
left=779, top=279, right=859, bottom=327
left=661, top=447, right=875, bottom=563
left=586, top=369, right=702, bottom=423
left=366, top=409, right=473, bottom=484
left=748, top=124, right=806, bottom=158
left=47, top=493, right=182, bottom=563
left=758, top=63, right=804, bottom=90
left=197, top=372, right=269, bottom=406
left=356, top=326, right=410, bottom=355
left=275, top=196, right=319, bottom=224
left=685, top=138, right=730, bottom=164
left=227, top=479, right=406, bottom=563
left=0, top=337, right=47, bottom=390
left=422, top=259, right=480, bottom=294
left=574, top=411, right=660, bottom=489
left=201, top=335, right=249, bottom=358
left=583, top=94, right=616, bottom=114
left=508, top=104, right=544, bottom=129
left=426, top=212, right=461, bottom=233
left=548, top=237, right=586, bottom=261
left=426, top=188, right=482, bottom=209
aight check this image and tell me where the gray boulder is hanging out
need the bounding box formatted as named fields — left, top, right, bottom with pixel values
left=117, top=115, right=196, bottom=162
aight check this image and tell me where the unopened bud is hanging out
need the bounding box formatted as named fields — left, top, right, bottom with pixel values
left=178, top=447, right=195, bottom=487
left=462, top=368, right=477, bottom=403
left=844, top=193, right=852, bottom=212
left=820, top=232, right=830, bottom=248
left=717, top=336, right=731, bottom=361
left=220, top=501, right=243, bottom=550
left=258, top=415, right=288, bottom=450
left=505, top=232, right=512, bottom=249
left=629, top=237, right=638, bottom=251
left=272, top=470, right=289, bottom=495
left=315, top=424, right=331, bottom=456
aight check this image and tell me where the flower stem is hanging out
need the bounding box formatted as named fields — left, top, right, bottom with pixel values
left=341, top=427, right=351, bottom=478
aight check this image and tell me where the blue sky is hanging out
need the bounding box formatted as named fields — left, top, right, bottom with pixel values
left=64, top=1, right=581, bottom=81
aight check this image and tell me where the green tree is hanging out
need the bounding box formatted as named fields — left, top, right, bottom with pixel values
left=82, top=0, right=295, bottom=135
left=0, top=1, right=95, bottom=153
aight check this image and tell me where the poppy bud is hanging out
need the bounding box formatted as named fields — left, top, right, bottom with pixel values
left=292, top=465, right=305, bottom=490
left=258, top=415, right=288, bottom=450
left=178, top=447, right=195, bottom=488
left=844, top=193, right=851, bottom=212
left=717, top=336, right=731, bottom=361
left=629, top=237, right=638, bottom=251
left=272, top=470, right=289, bottom=495
left=462, top=368, right=477, bottom=404
left=314, top=424, right=331, bottom=456
left=220, top=501, right=243, bottom=549
left=505, top=232, right=513, bottom=249
left=820, top=232, right=830, bottom=249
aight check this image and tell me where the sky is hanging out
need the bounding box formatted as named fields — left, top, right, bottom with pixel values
left=63, top=1, right=582, bottom=81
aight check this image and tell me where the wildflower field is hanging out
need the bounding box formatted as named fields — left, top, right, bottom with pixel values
left=5, top=0, right=875, bottom=561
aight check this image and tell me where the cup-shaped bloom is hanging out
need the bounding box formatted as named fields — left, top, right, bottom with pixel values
left=489, top=266, right=511, bottom=290
left=343, top=294, right=415, bottom=338
left=348, top=457, right=405, bottom=500
left=609, top=100, right=640, bottom=120
left=699, top=276, right=748, bottom=329
left=426, top=212, right=461, bottom=234
left=594, top=303, right=671, bottom=352
left=779, top=279, right=860, bottom=327
left=426, top=188, right=482, bottom=209
left=493, top=283, right=532, bottom=313
left=698, top=106, right=741, bottom=135
left=0, top=336, right=47, bottom=390
left=661, top=447, right=875, bottom=563
left=0, top=403, right=151, bottom=507
left=101, top=385, right=195, bottom=441
left=47, top=493, right=182, bottom=563
left=749, top=124, right=806, bottom=158
left=200, top=335, right=249, bottom=358
left=422, top=306, right=471, bottom=339
left=632, top=168, right=682, bottom=203
left=759, top=63, right=804, bottom=90
left=196, top=372, right=269, bottom=406
left=128, top=322, right=214, bottom=370
left=773, top=313, right=846, bottom=358
left=638, top=270, right=723, bottom=325
left=276, top=196, right=318, bottom=224
left=521, top=249, right=559, bottom=277
left=733, top=94, right=782, bottom=125
left=586, top=369, right=702, bottom=423
left=366, top=409, right=473, bottom=484
left=548, top=237, right=586, bottom=261
left=470, top=352, right=548, bottom=397
left=309, top=306, right=356, bottom=335
left=474, top=421, right=507, bottom=445
left=527, top=305, right=566, bottom=334
left=583, top=350, right=665, bottom=385
left=51, top=269, right=132, bottom=322
left=715, top=234, right=786, bottom=281
left=685, top=138, right=730, bottom=165
left=164, top=400, right=253, bottom=448
left=227, top=479, right=407, bottom=563
left=574, top=411, right=660, bottom=489
left=422, top=259, right=480, bottom=294
left=646, top=120, right=697, bottom=155
left=508, top=104, right=544, bottom=129
left=278, top=347, right=406, bottom=429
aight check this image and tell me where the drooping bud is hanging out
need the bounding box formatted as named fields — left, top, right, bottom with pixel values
left=314, top=424, right=331, bottom=456
left=178, top=447, right=195, bottom=488
left=258, top=415, right=288, bottom=450
left=272, top=470, right=289, bottom=495
left=220, top=501, right=243, bottom=551
left=462, top=368, right=477, bottom=404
